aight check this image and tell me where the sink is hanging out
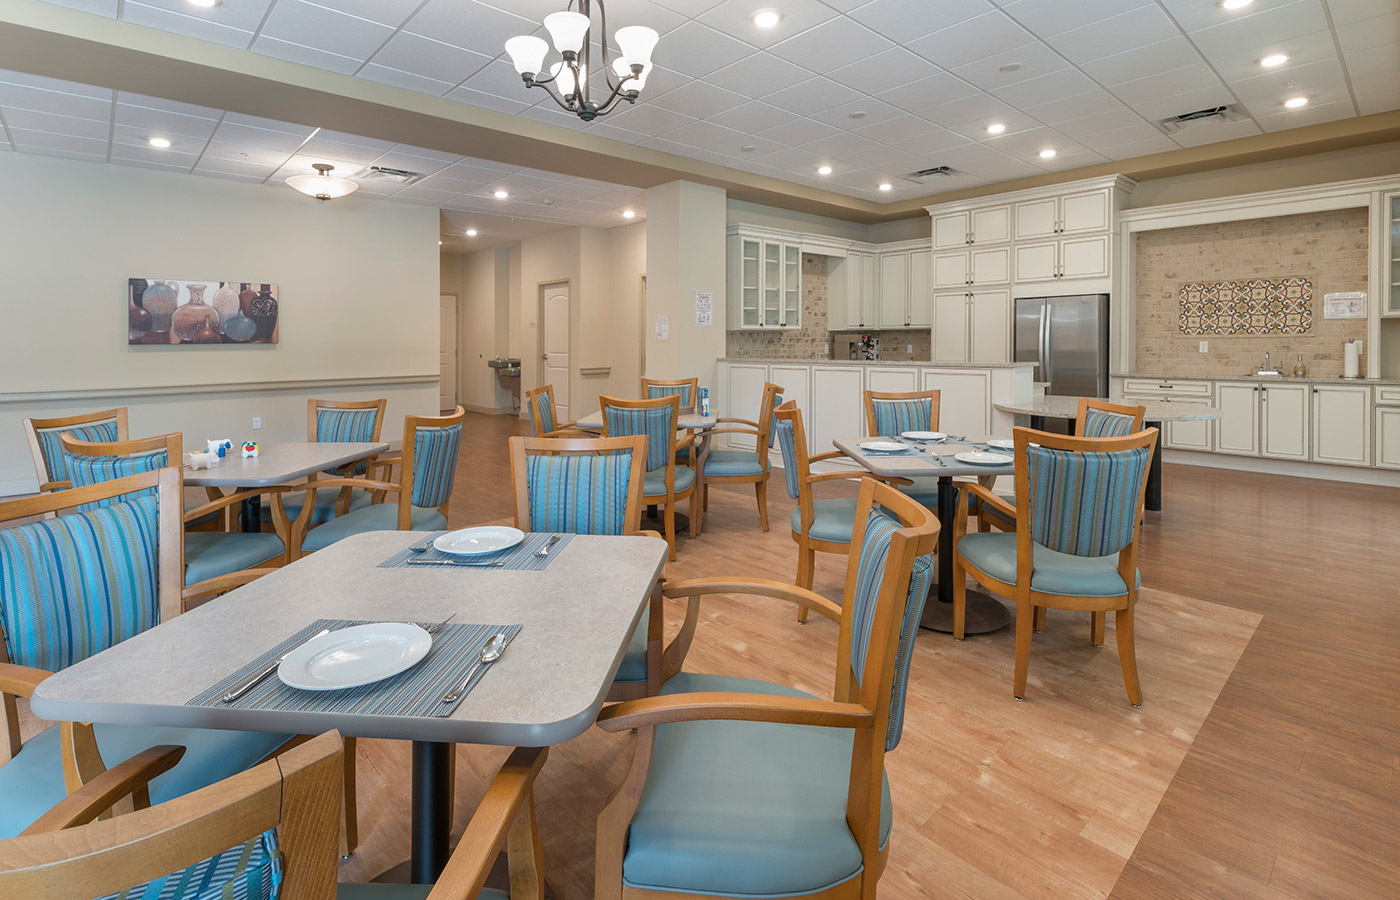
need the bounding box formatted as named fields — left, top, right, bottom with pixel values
left=1243, top=371, right=1285, bottom=378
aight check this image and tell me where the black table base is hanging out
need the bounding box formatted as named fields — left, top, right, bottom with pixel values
left=238, top=493, right=262, bottom=533
left=411, top=740, right=453, bottom=883
left=643, top=504, right=690, bottom=532
left=1145, top=421, right=1163, bottom=512
left=920, top=476, right=1012, bottom=637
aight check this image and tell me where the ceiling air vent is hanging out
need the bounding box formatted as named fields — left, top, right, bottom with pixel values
left=361, top=165, right=423, bottom=185
left=899, top=165, right=962, bottom=185
left=1153, top=104, right=1244, bottom=135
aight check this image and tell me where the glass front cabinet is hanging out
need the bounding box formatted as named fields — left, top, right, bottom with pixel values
left=728, top=234, right=801, bottom=329
left=1387, top=191, right=1400, bottom=316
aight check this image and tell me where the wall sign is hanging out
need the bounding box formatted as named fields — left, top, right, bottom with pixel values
left=654, top=314, right=669, bottom=342
left=694, top=291, right=713, bottom=326
left=1177, top=277, right=1312, bottom=335
left=1323, top=291, right=1366, bottom=319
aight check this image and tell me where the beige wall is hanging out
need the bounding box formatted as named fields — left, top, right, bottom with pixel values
left=440, top=248, right=517, bottom=414
left=647, top=181, right=728, bottom=390
left=0, top=152, right=439, bottom=494
left=726, top=198, right=930, bottom=243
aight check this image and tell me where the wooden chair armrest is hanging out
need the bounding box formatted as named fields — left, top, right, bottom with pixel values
left=632, top=529, right=664, bottom=541
left=701, top=427, right=759, bottom=438
left=183, top=487, right=289, bottom=523
left=808, top=450, right=848, bottom=463
left=675, top=431, right=696, bottom=451
left=370, top=454, right=403, bottom=467
left=20, top=745, right=188, bottom=834
left=182, top=569, right=278, bottom=611
left=660, top=577, right=841, bottom=622
left=596, top=693, right=872, bottom=733
left=543, top=428, right=599, bottom=438
left=39, top=480, right=71, bottom=493
left=805, top=471, right=889, bottom=486
left=0, top=662, right=51, bottom=699
left=715, top=417, right=758, bottom=427
left=962, top=483, right=1016, bottom=521
left=300, top=477, right=399, bottom=494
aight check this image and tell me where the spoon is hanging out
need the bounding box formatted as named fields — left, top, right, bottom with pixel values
left=441, top=631, right=514, bottom=705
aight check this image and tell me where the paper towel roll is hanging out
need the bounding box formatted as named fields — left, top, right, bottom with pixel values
left=1344, top=341, right=1360, bottom=378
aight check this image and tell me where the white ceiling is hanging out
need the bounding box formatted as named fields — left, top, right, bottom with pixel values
left=9, top=0, right=1400, bottom=215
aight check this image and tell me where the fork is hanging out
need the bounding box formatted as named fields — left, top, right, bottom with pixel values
left=422, top=612, right=457, bottom=635
left=535, top=535, right=562, bottom=558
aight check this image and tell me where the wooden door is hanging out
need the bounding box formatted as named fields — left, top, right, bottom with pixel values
left=439, top=294, right=457, bottom=412
left=542, top=283, right=570, bottom=422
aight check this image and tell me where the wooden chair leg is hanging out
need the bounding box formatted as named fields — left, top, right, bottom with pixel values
left=1013, top=597, right=1033, bottom=699
left=508, top=786, right=546, bottom=900
left=339, top=737, right=358, bottom=857
left=755, top=479, right=769, bottom=532
left=952, top=559, right=967, bottom=641
left=665, top=503, right=677, bottom=561
left=795, top=544, right=816, bottom=624
left=1090, top=611, right=1106, bottom=647
left=1117, top=603, right=1143, bottom=707
left=688, top=491, right=699, bottom=538
left=703, top=481, right=709, bottom=511
left=1033, top=605, right=1048, bottom=633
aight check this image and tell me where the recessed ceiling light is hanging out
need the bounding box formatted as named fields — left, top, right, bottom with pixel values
left=740, top=144, right=757, bottom=152
left=493, top=189, right=508, bottom=198
left=1039, top=149, right=1057, bottom=159
left=986, top=123, right=1006, bottom=134
left=1284, top=96, right=1309, bottom=108
left=438, top=240, right=443, bottom=245
left=1218, top=0, right=1253, bottom=9
left=465, top=229, right=478, bottom=237
left=751, top=9, right=783, bottom=28
left=148, top=137, right=171, bottom=148
left=848, top=110, right=867, bottom=120
left=1259, top=53, right=1289, bottom=67
left=623, top=209, right=636, bottom=218
left=817, top=165, right=833, bottom=175
left=187, top=0, right=221, bottom=7
left=998, top=63, right=1022, bottom=73
left=878, top=182, right=893, bottom=192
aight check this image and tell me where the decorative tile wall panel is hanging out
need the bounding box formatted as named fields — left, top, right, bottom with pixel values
left=1178, top=276, right=1312, bottom=335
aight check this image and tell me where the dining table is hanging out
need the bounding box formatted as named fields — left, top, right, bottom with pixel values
left=183, top=440, right=389, bottom=531
left=30, top=529, right=668, bottom=884
left=833, top=435, right=1015, bottom=636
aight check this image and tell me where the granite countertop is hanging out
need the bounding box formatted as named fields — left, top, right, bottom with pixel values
left=721, top=358, right=1034, bottom=369
left=1114, top=371, right=1400, bottom=386
left=996, top=396, right=1222, bottom=421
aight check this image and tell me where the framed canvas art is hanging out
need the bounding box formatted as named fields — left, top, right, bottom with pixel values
left=129, top=279, right=279, bottom=345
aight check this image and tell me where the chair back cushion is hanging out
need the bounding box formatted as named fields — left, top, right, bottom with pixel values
left=646, top=383, right=692, bottom=406
left=871, top=399, right=931, bottom=437
left=772, top=420, right=801, bottom=500
left=64, top=450, right=168, bottom=510
left=525, top=450, right=636, bottom=535
left=531, top=392, right=556, bottom=437
left=846, top=509, right=931, bottom=752
left=1082, top=408, right=1137, bottom=438
left=315, top=407, right=379, bottom=475
left=1026, top=445, right=1151, bottom=558
left=409, top=424, right=462, bottom=509
left=34, top=419, right=121, bottom=484
left=766, top=394, right=784, bottom=449
left=0, top=496, right=160, bottom=672
left=605, top=405, right=674, bottom=473
left=93, top=828, right=282, bottom=900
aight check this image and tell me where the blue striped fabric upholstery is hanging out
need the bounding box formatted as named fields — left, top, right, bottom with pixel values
left=871, top=399, right=932, bottom=437
left=526, top=450, right=635, bottom=535
left=766, top=394, right=784, bottom=448
left=605, top=405, right=675, bottom=473
left=315, top=407, right=379, bottom=475
left=773, top=420, right=801, bottom=500
left=34, top=419, right=120, bottom=484
left=646, top=383, right=693, bottom=406
left=1026, top=445, right=1151, bottom=558
left=846, top=509, right=932, bottom=751
left=408, top=424, right=462, bottom=509
left=1082, top=408, right=1137, bottom=438
left=94, top=828, right=282, bottom=900
left=0, top=496, right=160, bottom=672
left=531, top=393, right=556, bottom=437
left=65, top=450, right=168, bottom=510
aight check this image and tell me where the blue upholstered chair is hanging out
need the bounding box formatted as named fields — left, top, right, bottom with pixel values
left=509, top=433, right=665, bottom=701
left=864, top=388, right=942, bottom=510
left=268, top=398, right=386, bottom=529
left=592, top=477, right=938, bottom=900
left=284, top=407, right=465, bottom=559
left=700, top=381, right=783, bottom=532
left=525, top=383, right=586, bottom=438
left=601, top=394, right=698, bottom=561
left=952, top=426, right=1157, bottom=705
left=0, top=469, right=295, bottom=841
left=640, top=377, right=701, bottom=474
left=1, top=732, right=549, bottom=900
left=22, top=408, right=128, bottom=493
left=1078, top=397, right=1145, bottom=438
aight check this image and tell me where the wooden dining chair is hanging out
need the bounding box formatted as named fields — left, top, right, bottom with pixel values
left=601, top=395, right=699, bottom=561
left=283, top=407, right=465, bottom=559
left=951, top=426, right=1158, bottom=705
left=592, top=477, right=937, bottom=900
left=508, top=434, right=663, bottom=700
left=640, top=377, right=701, bottom=475
left=863, top=388, right=942, bottom=510
left=700, top=381, right=782, bottom=531
left=271, top=398, right=387, bottom=529
left=21, top=408, right=128, bottom=493
left=525, top=384, right=585, bottom=438
left=1078, top=398, right=1146, bottom=437
left=0, top=731, right=549, bottom=900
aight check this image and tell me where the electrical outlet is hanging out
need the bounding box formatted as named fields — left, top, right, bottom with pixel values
left=1199, top=341, right=1208, bottom=353
left=1355, top=340, right=1363, bottom=355
left=252, top=417, right=261, bottom=430
left=906, top=344, right=913, bottom=354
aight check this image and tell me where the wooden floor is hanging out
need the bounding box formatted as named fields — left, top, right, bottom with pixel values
left=333, top=411, right=1400, bottom=899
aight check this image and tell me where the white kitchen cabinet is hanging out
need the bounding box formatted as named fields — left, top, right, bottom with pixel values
left=932, top=292, right=970, bottom=362
left=1014, top=197, right=1058, bottom=241
left=1014, top=235, right=1109, bottom=282
left=932, top=211, right=970, bottom=250
left=843, top=251, right=878, bottom=329
left=1376, top=407, right=1400, bottom=470
left=727, top=235, right=800, bottom=329
left=932, top=290, right=1009, bottom=363
left=811, top=366, right=867, bottom=446
left=908, top=249, right=932, bottom=327
left=1121, top=381, right=1213, bottom=451
left=1383, top=190, right=1399, bottom=316
left=725, top=363, right=770, bottom=450
left=932, top=250, right=968, bottom=289
left=1214, top=382, right=1261, bottom=456
left=878, top=251, right=909, bottom=328
left=1260, top=383, right=1310, bottom=460
left=1014, top=188, right=1110, bottom=240
left=1311, top=385, right=1370, bottom=466
left=1014, top=241, right=1058, bottom=282
left=769, top=363, right=811, bottom=455
left=932, top=247, right=1009, bottom=288
left=1164, top=401, right=1213, bottom=451
left=922, top=368, right=991, bottom=437
left=867, top=366, right=919, bottom=395
left=932, top=206, right=1011, bottom=249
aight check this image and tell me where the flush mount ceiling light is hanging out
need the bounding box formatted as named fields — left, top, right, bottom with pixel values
left=187, top=0, right=221, bottom=7
left=817, top=165, right=833, bottom=175
left=986, top=123, right=1006, bottom=134
left=1259, top=53, right=1289, bottom=67
left=848, top=110, right=867, bottom=120
left=623, top=209, right=636, bottom=218
left=878, top=182, right=893, bottom=191
left=285, top=163, right=358, bottom=201
left=1039, top=148, right=1057, bottom=159
left=751, top=9, right=783, bottom=28
left=1218, top=0, right=1253, bottom=9
left=466, top=229, right=478, bottom=236
left=998, top=63, right=1022, bottom=73
left=493, top=189, right=509, bottom=198
left=504, top=0, right=658, bottom=122
left=1284, top=96, right=1309, bottom=108
left=148, top=137, right=171, bottom=148
left=740, top=144, right=758, bottom=152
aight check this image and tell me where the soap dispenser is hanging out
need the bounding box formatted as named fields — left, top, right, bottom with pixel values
left=1293, top=354, right=1307, bottom=379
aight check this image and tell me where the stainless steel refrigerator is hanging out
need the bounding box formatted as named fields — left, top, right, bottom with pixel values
left=1014, top=294, right=1110, bottom=401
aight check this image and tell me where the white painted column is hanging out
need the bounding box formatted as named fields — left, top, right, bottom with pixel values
left=644, top=180, right=727, bottom=389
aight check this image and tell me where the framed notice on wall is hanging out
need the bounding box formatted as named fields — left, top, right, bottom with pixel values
left=1323, top=292, right=1366, bottom=319
left=695, top=291, right=713, bottom=326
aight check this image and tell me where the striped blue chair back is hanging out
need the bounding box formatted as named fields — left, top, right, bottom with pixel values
left=871, top=398, right=932, bottom=437
left=766, top=393, right=784, bottom=449
left=64, top=449, right=168, bottom=510
left=35, top=419, right=120, bottom=485
left=604, top=405, right=674, bottom=473
left=645, top=383, right=693, bottom=406
left=773, top=419, right=802, bottom=500
left=1025, top=444, right=1151, bottom=558
left=0, top=495, right=161, bottom=672
left=1082, top=408, right=1137, bottom=438
left=525, top=450, right=636, bottom=535
left=93, top=828, right=281, bottom=900
left=531, top=392, right=556, bottom=437
left=315, top=407, right=379, bottom=475
left=846, top=508, right=932, bottom=752
left=409, top=424, right=462, bottom=509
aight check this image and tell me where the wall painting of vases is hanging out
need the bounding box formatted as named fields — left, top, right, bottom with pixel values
left=128, top=279, right=279, bottom=345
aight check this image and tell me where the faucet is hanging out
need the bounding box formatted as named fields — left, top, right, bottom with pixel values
left=1264, top=352, right=1271, bottom=372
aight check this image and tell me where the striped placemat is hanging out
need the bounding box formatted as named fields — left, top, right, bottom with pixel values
left=377, top=532, right=574, bottom=571
left=185, top=619, right=522, bottom=718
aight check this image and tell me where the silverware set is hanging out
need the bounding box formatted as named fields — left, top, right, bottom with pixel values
left=441, top=630, right=514, bottom=708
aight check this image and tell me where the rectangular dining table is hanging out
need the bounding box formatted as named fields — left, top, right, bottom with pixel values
left=183, top=440, right=389, bottom=531
left=833, top=435, right=1015, bottom=636
left=31, top=529, right=668, bottom=883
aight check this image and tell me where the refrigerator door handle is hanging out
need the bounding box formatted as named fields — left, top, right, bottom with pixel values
left=1039, top=307, right=1053, bottom=387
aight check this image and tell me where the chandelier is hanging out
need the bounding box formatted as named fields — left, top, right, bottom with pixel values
left=503, top=0, right=659, bottom=122
left=285, top=163, right=358, bottom=201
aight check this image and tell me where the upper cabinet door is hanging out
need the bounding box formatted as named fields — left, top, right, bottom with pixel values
left=879, top=251, right=909, bottom=328
left=908, top=249, right=932, bottom=328
left=1059, top=188, right=1110, bottom=234
left=931, top=211, right=970, bottom=250
left=1014, top=197, right=1058, bottom=241
left=762, top=241, right=782, bottom=326
left=968, top=290, right=1010, bottom=362
left=1059, top=235, right=1110, bottom=279
left=740, top=237, right=761, bottom=328
left=782, top=244, right=801, bottom=327
left=970, top=205, right=1011, bottom=245
left=1014, top=241, right=1059, bottom=282
left=932, top=292, right=969, bottom=363
left=970, top=246, right=1010, bottom=285
left=932, top=250, right=969, bottom=289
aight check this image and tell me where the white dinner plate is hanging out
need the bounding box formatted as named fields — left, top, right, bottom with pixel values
left=985, top=439, right=1038, bottom=450
left=434, top=526, right=525, bottom=557
left=278, top=623, right=432, bottom=692
left=859, top=440, right=909, bottom=453
left=901, top=431, right=945, bottom=442
left=954, top=451, right=1014, bottom=466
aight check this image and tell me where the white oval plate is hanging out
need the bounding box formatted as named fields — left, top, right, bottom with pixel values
left=986, top=439, right=1014, bottom=450
left=434, top=526, right=525, bottom=557
left=859, top=440, right=909, bottom=453
left=955, top=451, right=1014, bottom=466
left=901, top=431, right=946, bottom=442
left=278, top=623, right=432, bottom=692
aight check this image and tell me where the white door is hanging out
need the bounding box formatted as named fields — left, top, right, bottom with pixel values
left=542, top=283, right=570, bottom=422
left=1014, top=197, right=1058, bottom=241
left=970, top=246, right=1010, bottom=285
left=1014, top=241, right=1059, bottom=282
left=932, top=251, right=969, bottom=289
left=878, top=251, right=909, bottom=328
left=908, top=249, right=932, bottom=328
left=1214, top=382, right=1260, bottom=456
left=439, top=294, right=457, bottom=411
left=968, top=290, right=1010, bottom=362
left=1059, top=188, right=1110, bottom=234
left=932, top=292, right=969, bottom=363
left=970, top=205, right=1011, bottom=245
left=1260, top=383, right=1309, bottom=460
left=1060, top=235, right=1111, bottom=279
left=931, top=211, right=969, bottom=250
left=1312, top=385, right=1370, bottom=466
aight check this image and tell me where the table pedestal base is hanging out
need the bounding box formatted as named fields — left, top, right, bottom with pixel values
left=373, top=854, right=557, bottom=898
left=411, top=740, right=452, bottom=883
left=642, top=505, right=690, bottom=533
left=920, top=589, right=1011, bottom=635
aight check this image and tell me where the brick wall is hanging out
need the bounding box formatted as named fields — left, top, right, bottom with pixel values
left=1134, top=209, right=1368, bottom=377
left=726, top=254, right=931, bottom=361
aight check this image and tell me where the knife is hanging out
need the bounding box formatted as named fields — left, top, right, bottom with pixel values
left=222, top=627, right=331, bottom=702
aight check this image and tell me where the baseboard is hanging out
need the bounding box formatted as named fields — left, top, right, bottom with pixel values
left=460, top=404, right=514, bottom=416
left=1163, top=449, right=1400, bottom=487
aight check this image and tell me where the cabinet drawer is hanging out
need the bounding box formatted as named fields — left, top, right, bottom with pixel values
left=1376, top=386, right=1400, bottom=406
left=1122, top=379, right=1212, bottom=396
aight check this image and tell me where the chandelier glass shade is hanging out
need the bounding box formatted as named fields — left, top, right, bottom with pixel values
left=285, top=163, right=358, bottom=201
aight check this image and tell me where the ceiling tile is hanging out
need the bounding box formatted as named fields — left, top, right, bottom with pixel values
left=1044, top=4, right=1180, bottom=64
left=945, top=110, right=1043, bottom=141
left=1133, top=86, right=1238, bottom=120
left=647, top=80, right=750, bottom=119
left=1079, top=121, right=1172, bottom=148
left=368, top=32, right=493, bottom=85
left=853, top=113, right=944, bottom=145
left=259, top=0, right=395, bottom=60
left=1020, top=90, right=1127, bottom=125
left=998, top=0, right=1152, bottom=38
left=299, top=137, right=390, bottom=166
left=762, top=76, right=864, bottom=116
left=948, top=41, right=1069, bottom=92
left=113, top=105, right=219, bottom=142
left=116, top=91, right=222, bottom=120
left=1345, top=43, right=1400, bottom=78
left=10, top=142, right=108, bottom=163
left=1168, top=117, right=1262, bottom=147
left=1110, top=63, right=1224, bottom=106
left=0, top=83, right=110, bottom=120
left=111, top=123, right=208, bottom=152
left=310, top=0, right=422, bottom=27
left=906, top=11, right=1034, bottom=70
left=706, top=100, right=798, bottom=132
left=3, top=108, right=108, bottom=140
left=1325, top=0, right=1400, bottom=26
left=696, top=0, right=839, bottom=48
left=1084, top=133, right=1178, bottom=156
left=849, top=0, right=995, bottom=41
left=200, top=141, right=293, bottom=168
left=601, top=102, right=696, bottom=136
left=1255, top=98, right=1357, bottom=130
left=211, top=121, right=313, bottom=153
left=874, top=71, right=983, bottom=115
left=987, top=68, right=1098, bottom=109
left=120, top=2, right=254, bottom=49
left=1055, top=106, right=1152, bottom=138
left=1081, top=36, right=1204, bottom=85
left=459, top=58, right=543, bottom=101
left=768, top=17, right=896, bottom=71
left=127, top=0, right=272, bottom=32
left=703, top=51, right=814, bottom=95
left=836, top=142, right=923, bottom=170
left=919, top=92, right=1019, bottom=128
left=1335, top=9, right=1400, bottom=53
left=826, top=47, right=944, bottom=96
left=1186, top=1, right=1332, bottom=58
left=194, top=155, right=280, bottom=179
left=806, top=131, right=886, bottom=163
left=1157, top=0, right=1293, bottom=33
left=251, top=36, right=363, bottom=75
left=1354, top=79, right=1400, bottom=114
left=808, top=97, right=907, bottom=129
left=360, top=64, right=457, bottom=97
left=37, top=0, right=118, bottom=15
left=658, top=119, right=749, bottom=149
left=110, top=142, right=197, bottom=167
left=753, top=116, right=845, bottom=146
left=406, top=0, right=542, bottom=57
left=653, top=21, right=756, bottom=77
left=8, top=128, right=108, bottom=155
left=889, top=128, right=976, bottom=157
left=1229, top=57, right=1351, bottom=111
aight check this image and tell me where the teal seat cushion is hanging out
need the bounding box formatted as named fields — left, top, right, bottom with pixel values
left=338, top=885, right=508, bottom=900
left=957, top=531, right=1141, bottom=597
left=790, top=497, right=858, bottom=544
left=703, top=449, right=764, bottom=478
left=184, top=532, right=284, bottom=585
left=642, top=465, right=696, bottom=497
left=301, top=503, right=447, bottom=553
left=265, top=488, right=372, bottom=528
left=897, top=476, right=940, bottom=507
left=614, top=608, right=650, bottom=684
left=623, top=672, right=892, bottom=898
left=0, top=722, right=291, bottom=839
